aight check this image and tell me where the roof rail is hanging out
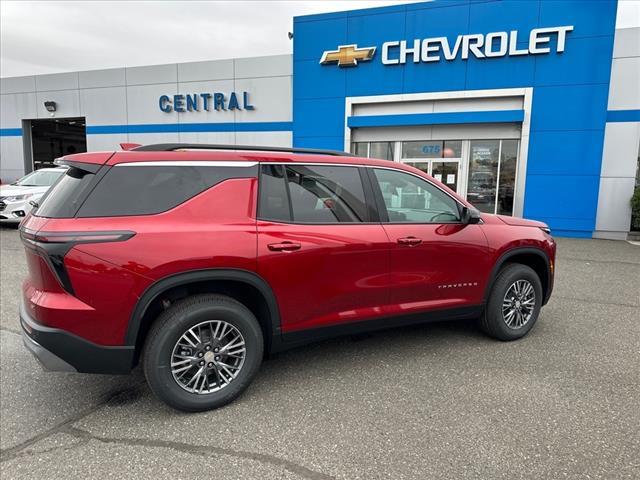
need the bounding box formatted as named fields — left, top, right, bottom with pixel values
left=131, top=143, right=351, bottom=156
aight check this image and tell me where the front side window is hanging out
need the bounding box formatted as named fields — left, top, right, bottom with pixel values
left=258, top=164, right=368, bottom=223
left=373, top=168, right=460, bottom=223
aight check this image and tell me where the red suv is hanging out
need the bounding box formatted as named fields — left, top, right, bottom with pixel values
left=19, top=144, right=555, bottom=411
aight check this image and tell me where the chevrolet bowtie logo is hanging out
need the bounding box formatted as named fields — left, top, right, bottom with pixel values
left=320, top=44, right=376, bottom=67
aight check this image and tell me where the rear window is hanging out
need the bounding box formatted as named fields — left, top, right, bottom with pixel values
left=35, top=167, right=97, bottom=218
left=77, top=164, right=256, bottom=217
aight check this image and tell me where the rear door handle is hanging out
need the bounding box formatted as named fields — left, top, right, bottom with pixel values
left=397, top=236, right=422, bottom=246
left=267, top=241, right=302, bottom=252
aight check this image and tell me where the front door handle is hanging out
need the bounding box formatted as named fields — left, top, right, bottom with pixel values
left=267, top=241, right=302, bottom=252
left=397, top=236, right=422, bottom=246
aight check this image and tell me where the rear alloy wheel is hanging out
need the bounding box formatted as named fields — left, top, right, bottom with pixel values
left=144, top=294, right=263, bottom=412
left=479, top=263, right=543, bottom=341
left=171, top=320, right=247, bottom=394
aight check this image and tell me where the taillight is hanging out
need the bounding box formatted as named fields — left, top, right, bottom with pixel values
left=20, top=228, right=135, bottom=294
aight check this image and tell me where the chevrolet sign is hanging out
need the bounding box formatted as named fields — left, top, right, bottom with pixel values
left=320, top=25, right=573, bottom=67
left=320, top=45, right=376, bottom=67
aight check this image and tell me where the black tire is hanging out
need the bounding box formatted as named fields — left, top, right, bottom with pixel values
left=143, top=294, right=263, bottom=412
left=479, top=263, right=543, bottom=341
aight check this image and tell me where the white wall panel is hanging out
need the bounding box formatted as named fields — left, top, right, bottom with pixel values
left=0, top=136, right=25, bottom=181
left=35, top=72, right=79, bottom=91
left=234, top=76, right=292, bottom=122
left=79, top=68, right=126, bottom=88
left=86, top=134, right=129, bottom=151
left=600, top=122, right=640, bottom=178
left=595, top=177, right=636, bottom=232
left=178, top=132, right=236, bottom=144
left=613, top=27, right=640, bottom=59
left=127, top=132, right=180, bottom=145
left=1, top=93, right=37, bottom=127
left=178, top=60, right=234, bottom=82
left=608, top=57, right=640, bottom=111
left=126, top=83, right=178, bottom=124
left=234, top=55, right=292, bottom=79
left=126, top=64, right=177, bottom=86
left=35, top=90, right=81, bottom=118
left=235, top=131, right=292, bottom=147
left=1, top=76, right=36, bottom=94
left=80, top=87, right=128, bottom=125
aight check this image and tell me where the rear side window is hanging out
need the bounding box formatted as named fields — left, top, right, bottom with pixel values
left=77, top=164, right=256, bottom=217
left=259, top=165, right=291, bottom=221
left=35, top=167, right=97, bottom=218
left=258, top=164, right=369, bottom=223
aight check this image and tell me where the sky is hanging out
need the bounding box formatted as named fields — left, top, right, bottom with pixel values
left=1, top=0, right=639, bottom=78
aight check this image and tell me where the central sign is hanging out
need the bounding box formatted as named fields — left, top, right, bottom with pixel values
left=159, top=91, right=254, bottom=113
left=319, top=25, right=573, bottom=67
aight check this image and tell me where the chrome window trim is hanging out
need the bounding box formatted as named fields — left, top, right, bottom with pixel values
left=115, top=161, right=258, bottom=168
left=259, top=161, right=465, bottom=207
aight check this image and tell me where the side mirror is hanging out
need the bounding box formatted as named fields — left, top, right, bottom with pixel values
left=461, top=206, right=482, bottom=224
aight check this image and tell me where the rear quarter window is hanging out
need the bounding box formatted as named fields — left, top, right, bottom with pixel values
left=35, top=167, right=97, bottom=218
left=77, top=164, right=256, bottom=217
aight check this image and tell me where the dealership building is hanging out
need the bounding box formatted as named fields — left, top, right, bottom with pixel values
left=1, top=0, right=638, bottom=239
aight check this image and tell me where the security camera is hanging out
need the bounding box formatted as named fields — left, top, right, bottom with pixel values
left=44, top=101, right=57, bottom=112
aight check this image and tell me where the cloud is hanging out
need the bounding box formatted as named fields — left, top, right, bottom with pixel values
left=1, top=0, right=636, bottom=78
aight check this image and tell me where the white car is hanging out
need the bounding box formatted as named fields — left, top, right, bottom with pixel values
left=0, top=167, right=67, bottom=224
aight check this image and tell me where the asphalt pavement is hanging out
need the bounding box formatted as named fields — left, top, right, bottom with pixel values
left=0, top=224, right=638, bottom=479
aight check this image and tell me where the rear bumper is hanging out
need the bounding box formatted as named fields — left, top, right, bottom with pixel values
left=20, top=301, right=135, bottom=374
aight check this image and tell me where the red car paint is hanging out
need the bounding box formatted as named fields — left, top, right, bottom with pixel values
left=19, top=148, right=556, bottom=374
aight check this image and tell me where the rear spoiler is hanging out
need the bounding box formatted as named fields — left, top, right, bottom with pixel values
left=54, top=158, right=102, bottom=174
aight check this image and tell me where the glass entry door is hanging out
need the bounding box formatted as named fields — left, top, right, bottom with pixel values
left=431, top=160, right=460, bottom=192
left=401, top=159, right=461, bottom=195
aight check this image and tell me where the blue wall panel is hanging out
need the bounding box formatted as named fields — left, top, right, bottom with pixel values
left=530, top=84, right=610, bottom=131
left=526, top=131, right=605, bottom=176
left=538, top=0, right=617, bottom=38
left=533, top=36, right=615, bottom=86
left=468, top=0, right=539, bottom=33
left=292, top=0, right=618, bottom=237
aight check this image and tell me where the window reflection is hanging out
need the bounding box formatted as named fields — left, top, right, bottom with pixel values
left=467, top=140, right=499, bottom=214
left=498, top=140, right=518, bottom=216
left=369, top=142, right=395, bottom=160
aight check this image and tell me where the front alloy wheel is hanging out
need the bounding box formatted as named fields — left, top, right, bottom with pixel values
left=479, top=263, right=543, bottom=341
left=502, top=280, right=536, bottom=329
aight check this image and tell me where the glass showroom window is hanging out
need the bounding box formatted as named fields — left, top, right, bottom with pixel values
left=467, top=139, right=519, bottom=215
left=350, top=142, right=395, bottom=161
left=351, top=142, right=368, bottom=158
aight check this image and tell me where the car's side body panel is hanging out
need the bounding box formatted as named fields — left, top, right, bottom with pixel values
left=256, top=220, right=391, bottom=332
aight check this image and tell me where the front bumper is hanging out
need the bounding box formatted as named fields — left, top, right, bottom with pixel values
left=20, top=301, right=135, bottom=374
left=0, top=199, right=31, bottom=222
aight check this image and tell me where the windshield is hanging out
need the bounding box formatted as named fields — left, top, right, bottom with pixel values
left=14, top=169, right=65, bottom=187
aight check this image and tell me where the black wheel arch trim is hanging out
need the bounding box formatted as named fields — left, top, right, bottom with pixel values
left=483, top=247, right=553, bottom=305
left=125, top=268, right=282, bottom=348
